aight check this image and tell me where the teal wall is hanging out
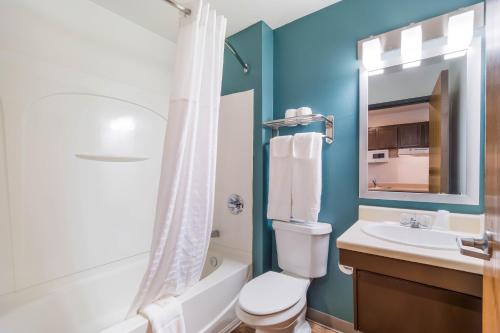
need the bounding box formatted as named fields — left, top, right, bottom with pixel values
left=222, top=21, right=274, bottom=277
left=273, top=0, right=484, bottom=322
left=221, top=0, right=484, bottom=324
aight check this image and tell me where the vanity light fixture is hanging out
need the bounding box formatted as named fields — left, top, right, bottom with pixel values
left=362, top=38, right=383, bottom=72
left=446, top=10, right=474, bottom=56
left=401, top=25, right=422, bottom=69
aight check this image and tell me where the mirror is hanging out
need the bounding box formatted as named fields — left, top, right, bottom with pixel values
left=358, top=3, right=482, bottom=205
left=367, top=55, right=466, bottom=195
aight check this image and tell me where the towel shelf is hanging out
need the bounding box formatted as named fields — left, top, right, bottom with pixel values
left=263, top=114, right=334, bottom=144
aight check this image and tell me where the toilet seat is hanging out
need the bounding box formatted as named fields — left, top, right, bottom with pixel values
left=238, top=271, right=309, bottom=315
left=236, top=294, right=307, bottom=329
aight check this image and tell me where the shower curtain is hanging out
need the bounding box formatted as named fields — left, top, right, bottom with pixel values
left=128, top=0, right=226, bottom=316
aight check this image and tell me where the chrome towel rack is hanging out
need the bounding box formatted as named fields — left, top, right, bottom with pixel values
left=263, top=114, right=334, bottom=144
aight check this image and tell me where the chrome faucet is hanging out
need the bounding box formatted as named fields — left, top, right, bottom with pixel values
left=400, top=213, right=432, bottom=229
left=401, top=215, right=420, bottom=228
left=371, top=178, right=377, bottom=188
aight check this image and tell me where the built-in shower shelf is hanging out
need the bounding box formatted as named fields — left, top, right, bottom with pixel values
left=263, top=114, right=334, bottom=144
left=75, top=154, right=149, bottom=162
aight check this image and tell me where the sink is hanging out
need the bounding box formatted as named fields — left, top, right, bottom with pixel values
left=362, top=222, right=459, bottom=250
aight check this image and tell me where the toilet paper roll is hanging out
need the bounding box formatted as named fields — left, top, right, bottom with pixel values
left=338, top=263, right=353, bottom=275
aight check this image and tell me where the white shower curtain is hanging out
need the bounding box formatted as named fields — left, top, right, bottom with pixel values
left=128, top=0, right=226, bottom=316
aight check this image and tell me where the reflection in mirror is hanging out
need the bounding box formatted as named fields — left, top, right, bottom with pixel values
left=367, top=54, right=467, bottom=194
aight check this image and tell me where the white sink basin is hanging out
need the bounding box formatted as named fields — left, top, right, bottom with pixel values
left=362, top=222, right=459, bottom=250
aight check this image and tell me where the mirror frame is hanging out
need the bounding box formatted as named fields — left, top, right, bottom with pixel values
left=358, top=4, right=483, bottom=205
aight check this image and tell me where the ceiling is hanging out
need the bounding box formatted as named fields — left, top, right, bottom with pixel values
left=90, top=0, right=341, bottom=42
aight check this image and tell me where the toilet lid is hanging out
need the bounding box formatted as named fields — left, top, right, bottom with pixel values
left=238, top=271, right=309, bottom=316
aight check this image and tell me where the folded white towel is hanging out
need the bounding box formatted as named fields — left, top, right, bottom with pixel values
left=292, top=132, right=322, bottom=222
left=139, top=298, right=186, bottom=333
left=267, top=135, right=293, bottom=221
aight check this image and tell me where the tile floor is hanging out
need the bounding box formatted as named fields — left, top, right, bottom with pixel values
left=232, top=321, right=338, bottom=333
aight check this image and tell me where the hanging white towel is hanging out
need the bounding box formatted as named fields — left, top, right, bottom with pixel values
left=139, top=298, right=186, bottom=333
left=267, top=135, right=293, bottom=221
left=292, top=132, right=323, bottom=222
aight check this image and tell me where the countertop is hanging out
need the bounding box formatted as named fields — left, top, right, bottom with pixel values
left=368, top=183, right=429, bottom=193
left=337, top=220, right=484, bottom=275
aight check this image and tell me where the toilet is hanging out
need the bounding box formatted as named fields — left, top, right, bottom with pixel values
left=236, top=220, right=332, bottom=333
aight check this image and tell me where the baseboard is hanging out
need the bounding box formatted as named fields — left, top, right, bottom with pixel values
left=306, top=308, right=358, bottom=333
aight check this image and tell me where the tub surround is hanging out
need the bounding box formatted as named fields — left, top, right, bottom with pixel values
left=222, top=21, right=274, bottom=278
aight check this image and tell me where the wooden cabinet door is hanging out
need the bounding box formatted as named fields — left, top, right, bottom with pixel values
left=484, top=0, right=500, bottom=331
left=398, top=123, right=422, bottom=148
left=377, top=126, right=398, bottom=149
left=356, top=270, right=482, bottom=333
left=429, top=70, right=450, bottom=193
left=421, top=122, right=429, bottom=147
left=368, top=128, right=378, bottom=150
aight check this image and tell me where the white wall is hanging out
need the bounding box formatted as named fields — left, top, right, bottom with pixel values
left=0, top=101, right=14, bottom=295
left=368, top=57, right=466, bottom=104
left=368, top=106, right=429, bottom=186
left=212, top=91, right=254, bottom=261
left=368, top=155, right=429, bottom=185
left=368, top=103, right=429, bottom=127
left=0, top=0, right=174, bottom=299
left=448, top=58, right=468, bottom=194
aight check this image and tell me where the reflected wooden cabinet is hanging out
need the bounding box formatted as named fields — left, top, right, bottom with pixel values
left=368, top=126, right=398, bottom=150
left=369, top=122, right=429, bottom=150
left=368, top=128, right=378, bottom=150
left=398, top=122, right=429, bottom=148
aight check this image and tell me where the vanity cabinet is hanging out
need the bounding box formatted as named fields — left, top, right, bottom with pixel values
left=340, top=249, right=482, bottom=333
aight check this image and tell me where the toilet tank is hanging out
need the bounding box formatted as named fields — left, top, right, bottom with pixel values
left=272, top=220, right=332, bottom=278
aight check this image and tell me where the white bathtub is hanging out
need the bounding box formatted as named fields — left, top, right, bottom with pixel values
left=0, top=247, right=251, bottom=333
left=101, top=247, right=251, bottom=333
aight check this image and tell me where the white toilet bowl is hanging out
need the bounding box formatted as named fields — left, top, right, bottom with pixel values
left=236, top=221, right=332, bottom=333
left=236, top=271, right=311, bottom=333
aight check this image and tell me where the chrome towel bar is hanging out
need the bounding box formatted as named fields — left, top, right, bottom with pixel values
left=263, top=114, right=334, bottom=144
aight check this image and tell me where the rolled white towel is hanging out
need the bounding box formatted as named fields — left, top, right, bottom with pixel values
left=284, top=108, right=298, bottom=126
left=292, top=132, right=322, bottom=222
left=267, top=135, right=293, bottom=221
left=139, top=298, right=186, bottom=333
left=296, top=107, right=313, bottom=124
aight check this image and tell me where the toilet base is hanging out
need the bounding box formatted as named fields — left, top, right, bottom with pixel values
left=254, top=307, right=310, bottom=333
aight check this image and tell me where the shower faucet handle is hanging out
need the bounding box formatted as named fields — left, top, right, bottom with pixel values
left=211, top=230, right=220, bottom=238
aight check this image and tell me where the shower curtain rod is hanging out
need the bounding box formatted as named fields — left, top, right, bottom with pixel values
left=164, top=0, right=250, bottom=74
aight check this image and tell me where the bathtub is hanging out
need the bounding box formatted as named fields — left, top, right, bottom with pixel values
left=101, top=247, right=251, bottom=333
left=0, top=246, right=251, bottom=333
